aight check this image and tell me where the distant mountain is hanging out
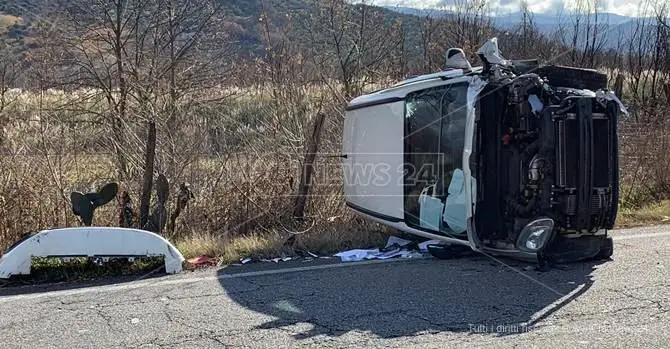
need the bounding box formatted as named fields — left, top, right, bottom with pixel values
left=385, top=5, right=639, bottom=24
left=384, top=5, right=656, bottom=50
left=491, top=11, right=637, bottom=27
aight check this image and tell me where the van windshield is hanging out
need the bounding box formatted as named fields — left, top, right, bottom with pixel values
left=403, top=82, right=471, bottom=235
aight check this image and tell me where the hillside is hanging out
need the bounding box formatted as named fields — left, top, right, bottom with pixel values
left=1, top=0, right=659, bottom=89
left=0, top=0, right=296, bottom=56
left=0, top=0, right=542, bottom=61
left=0, top=0, right=413, bottom=56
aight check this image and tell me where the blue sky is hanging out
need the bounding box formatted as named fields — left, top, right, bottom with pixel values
left=363, top=0, right=651, bottom=17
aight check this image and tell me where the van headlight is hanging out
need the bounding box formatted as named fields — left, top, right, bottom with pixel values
left=517, top=218, right=555, bottom=252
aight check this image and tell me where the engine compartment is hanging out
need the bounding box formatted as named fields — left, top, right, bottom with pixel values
left=474, top=72, right=620, bottom=248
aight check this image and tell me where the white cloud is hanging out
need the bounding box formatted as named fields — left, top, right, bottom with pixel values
left=363, top=0, right=646, bottom=17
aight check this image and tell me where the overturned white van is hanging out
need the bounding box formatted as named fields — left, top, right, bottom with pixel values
left=342, top=38, right=625, bottom=266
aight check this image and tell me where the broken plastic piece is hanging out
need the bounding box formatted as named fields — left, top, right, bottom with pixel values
left=0, top=227, right=185, bottom=278
left=476, top=37, right=510, bottom=66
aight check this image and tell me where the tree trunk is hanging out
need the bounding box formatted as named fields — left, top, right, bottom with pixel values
left=167, top=183, right=194, bottom=237
left=614, top=74, right=624, bottom=98
left=139, top=121, right=157, bottom=228
left=293, top=113, right=326, bottom=220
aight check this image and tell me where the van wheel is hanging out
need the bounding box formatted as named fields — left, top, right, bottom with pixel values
left=535, top=65, right=608, bottom=91
left=594, top=237, right=614, bottom=260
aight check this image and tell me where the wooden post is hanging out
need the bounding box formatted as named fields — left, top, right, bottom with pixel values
left=614, top=74, right=624, bottom=98
left=167, top=183, right=194, bottom=236
left=139, top=121, right=157, bottom=229
left=151, top=174, right=170, bottom=233
left=118, top=191, right=135, bottom=227
left=293, top=113, right=326, bottom=220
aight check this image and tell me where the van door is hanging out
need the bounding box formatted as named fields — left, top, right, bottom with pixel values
left=403, top=81, right=471, bottom=235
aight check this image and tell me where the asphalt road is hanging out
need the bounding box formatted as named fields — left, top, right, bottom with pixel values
left=1, top=226, right=669, bottom=349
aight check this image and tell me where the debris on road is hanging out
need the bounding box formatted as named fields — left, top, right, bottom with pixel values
left=333, top=247, right=427, bottom=262
left=193, top=237, right=435, bottom=268
left=334, top=236, right=433, bottom=262
left=185, top=255, right=220, bottom=269
left=385, top=236, right=413, bottom=249
left=418, top=240, right=442, bottom=253
left=334, top=249, right=381, bottom=262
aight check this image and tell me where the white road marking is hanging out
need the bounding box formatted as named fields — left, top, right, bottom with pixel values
left=612, top=231, right=670, bottom=240
left=523, top=283, right=587, bottom=327
left=0, top=228, right=668, bottom=303
left=0, top=257, right=429, bottom=303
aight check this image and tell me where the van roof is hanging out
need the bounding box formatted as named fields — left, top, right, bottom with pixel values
left=347, top=66, right=484, bottom=111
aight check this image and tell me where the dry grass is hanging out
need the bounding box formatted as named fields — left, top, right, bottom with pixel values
left=0, top=14, right=22, bottom=29
left=0, top=86, right=390, bottom=261
left=617, top=200, right=670, bottom=228
left=175, top=226, right=388, bottom=264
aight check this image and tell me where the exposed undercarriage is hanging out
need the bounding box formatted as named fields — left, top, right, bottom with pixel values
left=474, top=65, right=620, bottom=263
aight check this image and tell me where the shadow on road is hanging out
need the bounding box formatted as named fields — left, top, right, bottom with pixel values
left=218, top=254, right=608, bottom=339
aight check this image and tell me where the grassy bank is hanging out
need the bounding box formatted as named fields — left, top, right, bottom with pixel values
left=175, top=228, right=389, bottom=264
left=617, top=201, right=670, bottom=228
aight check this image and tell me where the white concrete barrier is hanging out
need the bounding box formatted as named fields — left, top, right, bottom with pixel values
left=0, top=227, right=185, bottom=278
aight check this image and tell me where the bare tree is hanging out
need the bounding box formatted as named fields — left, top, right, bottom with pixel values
left=0, top=50, right=21, bottom=113
left=55, top=0, right=146, bottom=180
left=420, top=13, right=439, bottom=73
left=0, top=26, right=26, bottom=146
left=304, top=0, right=403, bottom=100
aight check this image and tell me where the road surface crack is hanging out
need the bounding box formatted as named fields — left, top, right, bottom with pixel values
left=616, top=290, right=667, bottom=312
left=90, top=306, right=114, bottom=332
left=161, top=302, right=249, bottom=342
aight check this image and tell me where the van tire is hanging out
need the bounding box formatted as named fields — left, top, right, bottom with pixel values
left=594, top=237, right=614, bottom=260
left=535, top=65, right=608, bottom=91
